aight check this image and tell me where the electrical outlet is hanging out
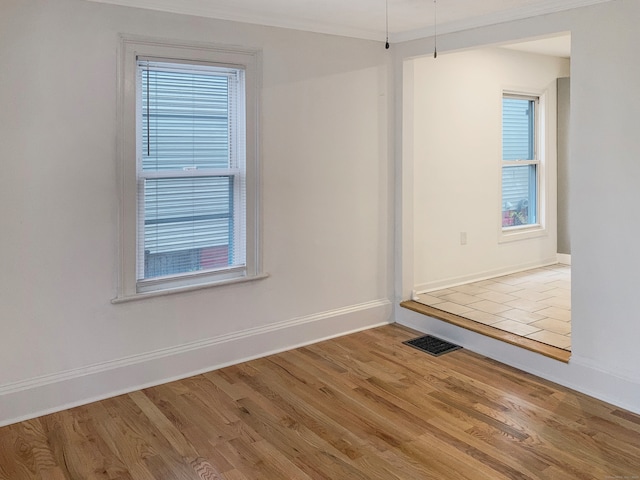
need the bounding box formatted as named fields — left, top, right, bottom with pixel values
left=460, top=232, right=467, bottom=245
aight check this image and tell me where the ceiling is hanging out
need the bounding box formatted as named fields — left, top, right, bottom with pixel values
left=501, top=34, right=572, bottom=58
left=88, top=0, right=609, bottom=44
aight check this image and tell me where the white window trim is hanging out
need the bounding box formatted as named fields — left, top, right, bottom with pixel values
left=114, top=35, right=263, bottom=302
left=499, top=87, right=549, bottom=244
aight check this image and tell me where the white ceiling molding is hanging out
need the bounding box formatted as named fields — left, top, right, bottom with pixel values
left=86, top=0, right=613, bottom=44
left=86, top=0, right=385, bottom=41
left=393, top=0, right=613, bottom=43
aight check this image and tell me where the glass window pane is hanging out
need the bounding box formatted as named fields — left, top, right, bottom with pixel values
left=135, top=58, right=247, bottom=285
left=140, top=65, right=231, bottom=171
left=142, top=176, right=233, bottom=279
left=502, top=164, right=537, bottom=227
left=503, top=97, right=534, bottom=161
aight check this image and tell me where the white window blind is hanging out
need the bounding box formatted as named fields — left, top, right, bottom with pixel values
left=136, top=59, right=247, bottom=287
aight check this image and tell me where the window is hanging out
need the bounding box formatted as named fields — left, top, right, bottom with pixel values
left=117, top=37, right=261, bottom=299
left=502, top=94, right=540, bottom=229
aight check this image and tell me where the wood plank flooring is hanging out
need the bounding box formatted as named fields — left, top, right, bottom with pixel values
left=1, top=324, right=639, bottom=479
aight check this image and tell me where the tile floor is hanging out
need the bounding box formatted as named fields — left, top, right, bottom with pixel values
left=416, top=264, right=571, bottom=350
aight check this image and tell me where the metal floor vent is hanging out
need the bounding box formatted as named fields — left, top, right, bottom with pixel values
left=403, top=335, right=462, bottom=357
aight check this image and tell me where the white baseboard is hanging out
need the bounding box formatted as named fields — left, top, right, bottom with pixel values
left=398, top=308, right=640, bottom=415
left=557, top=253, right=571, bottom=265
left=0, top=299, right=392, bottom=427
left=414, top=257, right=559, bottom=294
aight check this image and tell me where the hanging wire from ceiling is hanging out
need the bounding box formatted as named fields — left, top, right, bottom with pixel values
left=385, top=0, right=390, bottom=49
left=433, top=0, right=438, bottom=58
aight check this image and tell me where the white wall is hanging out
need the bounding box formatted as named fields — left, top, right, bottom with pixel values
left=0, top=0, right=392, bottom=425
left=396, top=0, right=640, bottom=414
left=410, top=48, right=569, bottom=291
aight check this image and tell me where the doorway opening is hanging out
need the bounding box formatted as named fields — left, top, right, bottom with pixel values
left=406, top=33, right=571, bottom=354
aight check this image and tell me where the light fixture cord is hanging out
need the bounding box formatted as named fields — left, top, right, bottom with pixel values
left=433, top=0, right=438, bottom=58
left=385, top=0, right=390, bottom=49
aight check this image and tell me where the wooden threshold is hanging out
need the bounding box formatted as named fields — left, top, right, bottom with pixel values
left=400, top=300, right=571, bottom=363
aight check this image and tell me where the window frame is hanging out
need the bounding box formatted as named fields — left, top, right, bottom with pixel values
left=115, top=35, right=263, bottom=301
left=499, top=88, right=547, bottom=242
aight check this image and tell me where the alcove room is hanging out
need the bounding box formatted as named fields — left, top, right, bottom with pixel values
left=405, top=35, right=573, bottom=353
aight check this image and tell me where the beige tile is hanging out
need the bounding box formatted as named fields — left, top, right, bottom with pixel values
left=539, top=295, right=571, bottom=309
left=529, top=318, right=572, bottom=335
left=544, top=287, right=571, bottom=298
left=428, top=288, right=457, bottom=297
left=534, top=269, right=564, bottom=276
left=536, top=306, right=571, bottom=322
left=497, top=309, right=546, bottom=324
left=439, top=292, right=482, bottom=305
left=467, top=300, right=512, bottom=314
left=451, top=284, right=491, bottom=295
left=491, top=319, right=542, bottom=336
left=503, top=298, right=548, bottom=313
left=426, top=265, right=572, bottom=351
left=479, top=281, right=523, bottom=294
left=526, top=330, right=572, bottom=350
left=475, top=291, right=519, bottom=304
left=525, top=272, right=562, bottom=283
left=464, top=310, right=503, bottom=326
left=416, top=294, right=445, bottom=306
left=434, top=302, right=475, bottom=315
left=511, top=290, right=554, bottom=302
left=544, top=271, right=568, bottom=278
left=544, top=279, right=571, bottom=289
left=513, top=281, right=556, bottom=293
left=493, top=275, right=531, bottom=286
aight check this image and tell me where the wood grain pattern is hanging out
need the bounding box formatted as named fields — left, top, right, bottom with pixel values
left=400, top=300, right=572, bottom=362
left=1, top=324, right=638, bottom=479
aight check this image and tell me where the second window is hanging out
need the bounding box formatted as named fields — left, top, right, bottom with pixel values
left=502, top=93, right=540, bottom=229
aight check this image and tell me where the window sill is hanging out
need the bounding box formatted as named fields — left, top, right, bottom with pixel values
left=112, top=272, right=269, bottom=304
left=499, top=224, right=546, bottom=243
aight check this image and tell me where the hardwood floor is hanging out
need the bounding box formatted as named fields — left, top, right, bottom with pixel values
left=1, top=324, right=639, bottom=479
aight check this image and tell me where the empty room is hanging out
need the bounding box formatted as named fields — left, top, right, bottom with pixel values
left=1, top=0, right=639, bottom=478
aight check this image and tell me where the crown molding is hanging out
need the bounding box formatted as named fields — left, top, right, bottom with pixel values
left=85, top=0, right=384, bottom=41
left=392, top=0, right=613, bottom=43
left=86, top=0, right=613, bottom=43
